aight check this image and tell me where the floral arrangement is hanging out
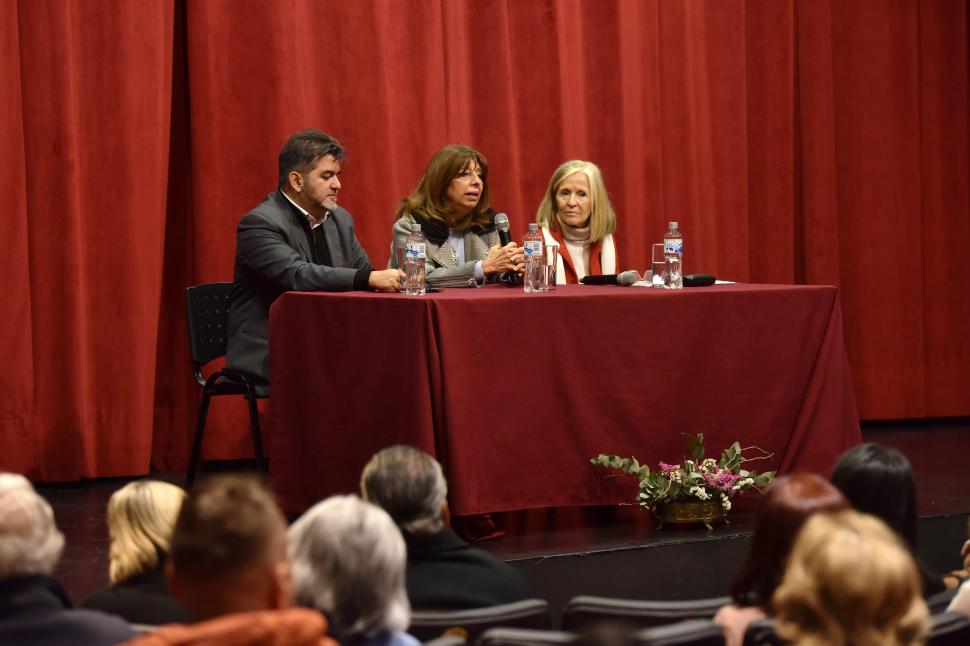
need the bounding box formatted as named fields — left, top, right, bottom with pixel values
left=591, top=433, right=775, bottom=514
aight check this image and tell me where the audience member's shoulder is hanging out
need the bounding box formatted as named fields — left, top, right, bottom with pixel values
left=58, top=607, right=136, bottom=645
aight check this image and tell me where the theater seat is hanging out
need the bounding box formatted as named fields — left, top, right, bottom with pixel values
left=408, top=599, right=551, bottom=642
left=475, top=628, right=577, bottom=646
left=927, top=611, right=970, bottom=645
left=630, top=620, right=725, bottom=645
left=562, top=595, right=732, bottom=632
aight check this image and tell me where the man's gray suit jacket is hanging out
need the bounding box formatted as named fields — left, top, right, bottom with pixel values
left=226, top=190, right=372, bottom=382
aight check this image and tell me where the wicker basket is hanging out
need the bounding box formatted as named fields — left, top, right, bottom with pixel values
left=656, top=499, right=728, bottom=530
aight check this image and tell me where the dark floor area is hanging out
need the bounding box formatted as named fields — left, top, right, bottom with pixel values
left=38, top=418, right=970, bottom=606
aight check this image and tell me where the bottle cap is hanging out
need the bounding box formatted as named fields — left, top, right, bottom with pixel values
left=528, top=223, right=538, bottom=232
left=668, top=221, right=679, bottom=230
left=410, top=223, right=421, bottom=233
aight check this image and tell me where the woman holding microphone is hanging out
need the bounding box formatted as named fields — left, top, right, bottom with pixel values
left=390, top=145, right=522, bottom=288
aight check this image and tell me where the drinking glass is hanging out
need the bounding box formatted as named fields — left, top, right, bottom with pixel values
left=650, top=243, right=665, bottom=288
left=542, top=244, right=559, bottom=291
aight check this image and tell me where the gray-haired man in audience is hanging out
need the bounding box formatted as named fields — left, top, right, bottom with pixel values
left=0, top=472, right=133, bottom=646
left=360, top=445, right=529, bottom=610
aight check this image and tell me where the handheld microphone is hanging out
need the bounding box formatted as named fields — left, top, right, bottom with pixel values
left=492, top=212, right=521, bottom=286
left=580, top=270, right=641, bottom=286
left=494, top=213, right=512, bottom=246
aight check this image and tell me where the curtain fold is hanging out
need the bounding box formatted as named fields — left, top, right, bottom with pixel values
left=1, top=0, right=967, bottom=480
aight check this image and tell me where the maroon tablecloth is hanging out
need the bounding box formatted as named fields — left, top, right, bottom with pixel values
left=269, top=284, right=861, bottom=516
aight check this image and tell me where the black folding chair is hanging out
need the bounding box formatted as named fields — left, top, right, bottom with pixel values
left=184, top=282, right=267, bottom=487
left=408, top=599, right=552, bottom=643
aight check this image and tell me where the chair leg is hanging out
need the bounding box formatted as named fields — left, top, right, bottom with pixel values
left=186, top=390, right=213, bottom=488
left=246, top=392, right=267, bottom=475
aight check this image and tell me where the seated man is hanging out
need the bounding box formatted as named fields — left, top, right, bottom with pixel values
left=227, top=128, right=401, bottom=383
left=360, top=445, right=529, bottom=609
left=0, top=473, right=133, bottom=646
left=126, top=475, right=336, bottom=646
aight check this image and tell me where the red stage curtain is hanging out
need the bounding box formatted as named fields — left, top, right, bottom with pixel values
left=1, top=0, right=967, bottom=481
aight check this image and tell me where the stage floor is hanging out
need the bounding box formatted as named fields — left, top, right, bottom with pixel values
left=38, top=419, right=970, bottom=608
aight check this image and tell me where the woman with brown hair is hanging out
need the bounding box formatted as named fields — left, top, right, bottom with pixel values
left=390, top=145, right=522, bottom=288
left=714, top=473, right=849, bottom=646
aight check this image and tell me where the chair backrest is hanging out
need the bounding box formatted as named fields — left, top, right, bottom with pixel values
left=408, top=599, right=552, bottom=643
left=741, top=619, right=783, bottom=646
left=562, top=595, right=732, bottom=632
left=185, top=282, right=233, bottom=384
left=475, top=628, right=577, bottom=646
left=630, top=620, right=725, bottom=646
left=926, top=588, right=960, bottom=614
left=927, top=611, right=970, bottom=645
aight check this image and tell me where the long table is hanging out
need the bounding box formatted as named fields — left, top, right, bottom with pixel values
left=268, top=284, right=861, bottom=516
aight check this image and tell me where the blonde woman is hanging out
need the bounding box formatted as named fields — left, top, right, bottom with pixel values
left=81, top=480, right=188, bottom=625
left=536, top=160, right=617, bottom=284
left=772, top=510, right=929, bottom=646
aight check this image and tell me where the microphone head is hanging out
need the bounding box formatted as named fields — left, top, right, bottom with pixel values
left=616, top=270, right=640, bottom=286
left=494, top=212, right=510, bottom=231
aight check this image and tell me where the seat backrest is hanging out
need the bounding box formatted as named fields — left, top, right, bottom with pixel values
left=475, top=628, right=577, bottom=646
left=926, top=588, right=960, bottom=614
left=927, top=611, right=970, bottom=645
left=630, top=620, right=725, bottom=646
left=562, top=595, right=732, bottom=632
left=185, top=282, right=233, bottom=379
left=408, top=599, right=552, bottom=643
left=741, top=619, right=783, bottom=646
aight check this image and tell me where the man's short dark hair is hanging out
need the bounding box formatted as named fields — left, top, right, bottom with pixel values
left=278, top=129, right=347, bottom=189
left=170, top=475, right=286, bottom=579
left=360, top=445, right=447, bottom=535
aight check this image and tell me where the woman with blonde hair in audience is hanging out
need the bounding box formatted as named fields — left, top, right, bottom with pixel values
left=82, top=480, right=189, bottom=625
left=715, top=474, right=849, bottom=646
left=536, top=160, right=617, bottom=284
left=773, top=509, right=929, bottom=646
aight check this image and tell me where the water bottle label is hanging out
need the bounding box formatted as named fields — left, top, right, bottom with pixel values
left=524, top=241, right=543, bottom=256
left=664, top=239, right=683, bottom=254
left=405, top=242, right=426, bottom=259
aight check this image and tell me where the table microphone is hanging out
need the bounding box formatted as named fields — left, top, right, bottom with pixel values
left=494, top=213, right=512, bottom=246
left=580, top=271, right=640, bottom=286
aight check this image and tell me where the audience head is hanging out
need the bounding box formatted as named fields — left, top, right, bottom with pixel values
left=729, top=473, right=848, bottom=607
left=536, top=160, right=616, bottom=242
left=397, top=144, right=492, bottom=230
left=107, top=480, right=185, bottom=584
left=830, top=443, right=918, bottom=549
left=0, top=473, right=64, bottom=578
left=360, top=444, right=448, bottom=535
left=167, top=475, right=291, bottom=621
left=277, top=128, right=346, bottom=191
left=773, top=509, right=928, bottom=646
left=289, top=495, right=410, bottom=643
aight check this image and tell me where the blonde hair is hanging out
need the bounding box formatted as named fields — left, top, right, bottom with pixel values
left=108, top=480, right=186, bottom=584
left=536, top=160, right=616, bottom=242
left=772, top=510, right=928, bottom=646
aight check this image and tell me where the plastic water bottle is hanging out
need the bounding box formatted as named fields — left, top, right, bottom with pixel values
left=663, top=221, right=683, bottom=290
left=523, top=223, right=544, bottom=293
left=403, top=223, right=427, bottom=296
